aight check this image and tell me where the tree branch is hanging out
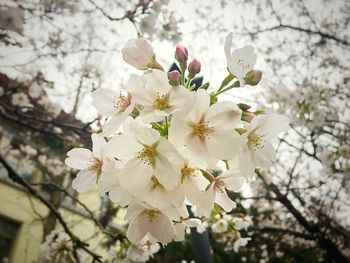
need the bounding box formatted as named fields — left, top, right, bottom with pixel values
left=0, top=155, right=103, bottom=262
left=249, top=24, right=349, bottom=46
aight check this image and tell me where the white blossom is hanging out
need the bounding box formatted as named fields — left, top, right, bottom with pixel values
left=234, top=114, right=290, bottom=179
left=173, top=218, right=203, bottom=241
left=106, top=120, right=183, bottom=193
left=11, top=93, right=32, bottom=107
left=125, top=201, right=179, bottom=244
left=225, top=32, right=257, bottom=86
left=29, top=83, right=43, bottom=98
left=123, top=236, right=161, bottom=262
left=169, top=89, right=242, bottom=165
left=92, top=80, right=135, bottom=136
left=195, top=172, right=246, bottom=217
left=65, top=134, right=120, bottom=193
left=129, top=69, right=191, bottom=123
left=233, top=237, right=251, bottom=253
left=212, top=219, right=228, bottom=233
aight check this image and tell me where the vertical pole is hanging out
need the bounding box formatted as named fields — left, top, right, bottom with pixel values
left=188, top=207, right=214, bottom=263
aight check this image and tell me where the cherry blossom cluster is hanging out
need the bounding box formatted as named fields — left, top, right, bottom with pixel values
left=65, top=34, right=290, bottom=256
left=39, top=231, right=87, bottom=263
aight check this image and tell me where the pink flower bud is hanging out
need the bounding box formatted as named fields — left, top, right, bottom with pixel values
left=244, top=69, right=262, bottom=86
left=188, top=59, right=201, bottom=78
left=122, top=38, right=155, bottom=70
left=168, top=70, right=181, bottom=86
left=174, top=45, right=188, bottom=64
left=238, top=103, right=251, bottom=111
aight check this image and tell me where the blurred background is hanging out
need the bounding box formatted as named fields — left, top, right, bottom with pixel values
left=0, top=0, right=349, bottom=262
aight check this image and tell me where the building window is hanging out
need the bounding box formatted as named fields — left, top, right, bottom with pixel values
left=0, top=216, right=20, bottom=263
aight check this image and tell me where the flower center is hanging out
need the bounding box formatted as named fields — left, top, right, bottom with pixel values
left=181, top=166, right=196, bottom=182
left=153, top=94, right=169, bottom=110
left=151, top=176, right=165, bottom=190
left=89, top=157, right=103, bottom=171
left=141, top=209, right=159, bottom=222
left=113, top=93, right=131, bottom=112
left=247, top=133, right=266, bottom=151
left=137, top=145, right=157, bottom=166
left=191, top=121, right=213, bottom=140
left=237, top=59, right=250, bottom=70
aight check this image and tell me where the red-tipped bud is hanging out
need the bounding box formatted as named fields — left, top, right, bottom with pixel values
left=238, top=103, right=251, bottom=111
left=174, top=45, right=188, bottom=66
left=168, top=70, right=181, bottom=86
left=188, top=59, right=201, bottom=78
left=244, top=69, right=262, bottom=86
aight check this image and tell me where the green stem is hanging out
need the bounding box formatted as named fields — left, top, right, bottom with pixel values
left=215, top=80, right=240, bottom=95
left=217, top=74, right=235, bottom=92
left=186, top=77, right=192, bottom=89
left=163, top=116, right=169, bottom=138
left=181, top=66, right=186, bottom=86
left=200, top=169, right=215, bottom=182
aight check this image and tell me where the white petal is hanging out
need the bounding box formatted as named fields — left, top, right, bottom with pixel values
left=98, top=160, right=121, bottom=193
left=167, top=187, right=185, bottom=208
left=206, top=129, right=242, bottom=160
left=191, top=89, right=210, bottom=123
left=184, top=218, right=202, bottom=228
left=249, top=114, right=290, bottom=139
left=182, top=176, right=201, bottom=204
left=186, top=135, right=212, bottom=165
left=221, top=175, right=246, bottom=192
left=119, top=158, right=153, bottom=192
left=141, top=187, right=171, bottom=210
left=195, top=184, right=215, bottom=217
left=129, top=83, right=155, bottom=107
left=126, top=74, right=145, bottom=92
left=92, top=88, right=119, bottom=116
left=125, top=201, right=145, bottom=221
left=92, top=133, right=106, bottom=156
left=65, top=148, right=92, bottom=170
left=154, top=155, right=180, bottom=190
left=214, top=190, right=236, bottom=212
left=128, top=120, right=160, bottom=146
left=157, top=137, right=183, bottom=167
left=205, top=101, right=241, bottom=129
left=173, top=223, right=185, bottom=241
left=100, top=113, right=128, bottom=137
left=161, top=206, right=181, bottom=221
left=127, top=216, right=148, bottom=244
left=168, top=85, right=192, bottom=110
left=72, top=169, right=97, bottom=193
left=144, top=69, right=171, bottom=95
left=238, top=146, right=256, bottom=179
left=224, top=33, right=236, bottom=75
left=106, top=134, right=141, bottom=160
left=168, top=114, right=192, bottom=147
left=109, top=184, right=131, bottom=207
left=148, top=213, right=174, bottom=244
left=254, top=141, right=276, bottom=168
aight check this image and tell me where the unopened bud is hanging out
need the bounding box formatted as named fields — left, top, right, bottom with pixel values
left=174, top=45, right=188, bottom=68
left=241, top=111, right=255, bottom=123
left=238, top=103, right=251, bottom=111
left=188, top=59, right=201, bottom=78
left=168, top=70, right=181, bottom=86
left=244, top=69, right=262, bottom=86
left=235, top=128, right=247, bottom=135
left=254, top=109, right=265, bottom=115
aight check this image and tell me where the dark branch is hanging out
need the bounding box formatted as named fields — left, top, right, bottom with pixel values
left=0, top=155, right=103, bottom=262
